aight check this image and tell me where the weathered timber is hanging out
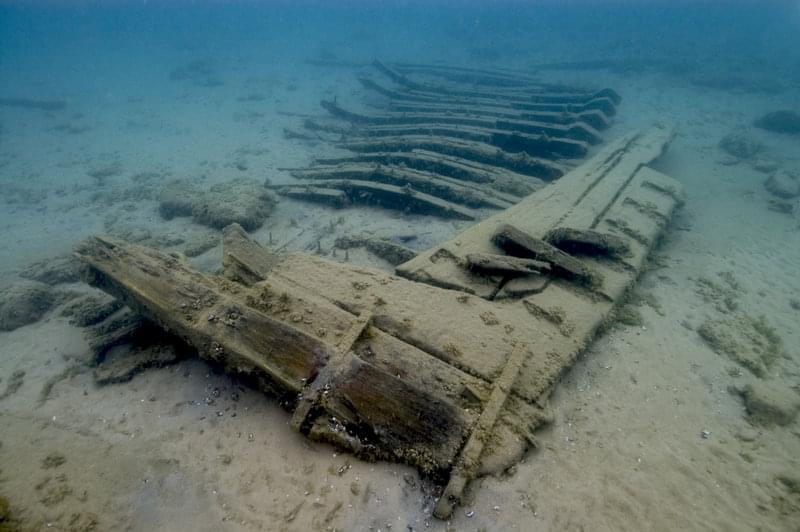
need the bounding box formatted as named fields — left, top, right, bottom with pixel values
left=313, top=151, right=544, bottom=197
left=289, top=163, right=516, bottom=209
left=545, top=227, right=631, bottom=259
left=434, top=343, right=528, bottom=519
left=276, top=186, right=349, bottom=209
left=493, top=224, right=602, bottom=288
left=397, top=125, right=679, bottom=302
left=359, top=77, right=615, bottom=118
left=321, top=99, right=603, bottom=145
left=373, top=61, right=618, bottom=108
left=465, top=253, right=550, bottom=277
left=337, top=136, right=567, bottom=180
left=270, top=179, right=479, bottom=220
left=386, top=100, right=610, bottom=131
left=356, top=123, right=590, bottom=159
left=334, top=235, right=418, bottom=266
left=392, top=62, right=547, bottom=87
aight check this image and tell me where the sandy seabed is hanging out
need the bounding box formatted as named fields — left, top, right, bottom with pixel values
left=1, top=52, right=799, bottom=532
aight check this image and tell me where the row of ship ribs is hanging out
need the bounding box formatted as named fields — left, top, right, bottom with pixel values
left=274, top=60, right=621, bottom=220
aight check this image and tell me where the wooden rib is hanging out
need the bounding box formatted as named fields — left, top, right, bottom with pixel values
left=394, top=63, right=622, bottom=105
left=392, top=62, right=545, bottom=87
left=356, top=123, right=589, bottom=159
left=374, top=61, right=616, bottom=106
left=312, top=151, right=544, bottom=197
left=271, top=180, right=479, bottom=220
left=289, top=163, right=517, bottom=209
left=322, top=100, right=602, bottom=145
left=277, top=186, right=349, bottom=208
left=433, top=343, right=528, bottom=519
left=336, top=136, right=567, bottom=180
left=359, top=77, right=615, bottom=117
left=386, top=99, right=610, bottom=131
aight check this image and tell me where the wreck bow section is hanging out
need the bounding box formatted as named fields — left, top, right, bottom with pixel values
left=75, top=125, right=683, bottom=520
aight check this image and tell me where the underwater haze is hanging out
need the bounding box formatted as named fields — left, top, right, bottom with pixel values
left=1, top=0, right=800, bottom=531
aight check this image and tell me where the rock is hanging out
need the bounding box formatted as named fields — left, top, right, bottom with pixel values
left=0, top=281, right=57, bottom=331
left=739, top=380, right=800, bottom=427
left=158, top=179, right=197, bottom=220
left=20, top=255, right=81, bottom=285
left=764, top=170, right=800, bottom=199
left=191, top=178, right=276, bottom=231
left=754, top=110, right=800, bottom=135
left=159, top=178, right=276, bottom=231
left=718, top=132, right=763, bottom=160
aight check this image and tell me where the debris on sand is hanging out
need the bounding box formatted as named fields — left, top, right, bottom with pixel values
left=754, top=110, right=800, bottom=135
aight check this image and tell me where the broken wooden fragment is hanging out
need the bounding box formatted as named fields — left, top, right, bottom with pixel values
left=271, top=179, right=478, bottom=220
left=289, top=163, right=515, bottom=209
left=493, top=224, right=602, bottom=288
left=465, top=253, right=550, bottom=277
left=221, top=223, right=280, bottom=286
left=359, top=76, right=614, bottom=119
left=334, top=235, right=418, bottom=266
left=434, top=343, right=527, bottom=519
left=544, top=227, right=631, bottom=259
left=337, top=136, right=566, bottom=181
left=314, top=150, right=542, bottom=197
left=322, top=100, right=602, bottom=145
left=274, top=185, right=349, bottom=209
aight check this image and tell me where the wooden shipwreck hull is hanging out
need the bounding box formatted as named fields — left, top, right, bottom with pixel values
left=76, top=126, right=683, bottom=519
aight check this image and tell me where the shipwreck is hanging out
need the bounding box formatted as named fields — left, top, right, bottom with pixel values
left=74, top=63, right=683, bottom=519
